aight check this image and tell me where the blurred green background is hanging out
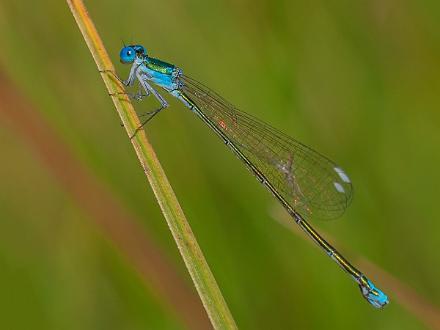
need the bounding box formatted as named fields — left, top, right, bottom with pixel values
left=0, top=0, right=439, bottom=329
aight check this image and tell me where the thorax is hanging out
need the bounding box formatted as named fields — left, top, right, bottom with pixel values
left=138, top=57, right=180, bottom=91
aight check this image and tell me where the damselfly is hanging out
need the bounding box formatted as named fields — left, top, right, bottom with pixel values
left=103, top=44, right=389, bottom=308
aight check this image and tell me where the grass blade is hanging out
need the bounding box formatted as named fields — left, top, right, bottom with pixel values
left=66, top=1, right=237, bottom=328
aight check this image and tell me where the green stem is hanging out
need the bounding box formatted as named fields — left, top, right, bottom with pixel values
left=66, top=1, right=237, bottom=328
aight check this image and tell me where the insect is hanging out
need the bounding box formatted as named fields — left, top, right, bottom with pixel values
left=102, top=44, right=389, bottom=308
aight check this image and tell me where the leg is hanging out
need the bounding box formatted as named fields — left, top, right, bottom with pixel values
left=102, top=65, right=149, bottom=100
left=109, top=83, right=150, bottom=101
left=137, top=73, right=169, bottom=108
left=99, top=62, right=140, bottom=87
left=132, top=84, right=150, bottom=100
left=129, top=73, right=170, bottom=138
left=99, top=69, right=132, bottom=87
left=129, top=106, right=165, bottom=139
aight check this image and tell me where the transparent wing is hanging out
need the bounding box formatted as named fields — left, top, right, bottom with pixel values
left=181, top=75, right=353, bottom=219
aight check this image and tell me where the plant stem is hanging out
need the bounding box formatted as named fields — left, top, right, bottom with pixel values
left=66, top=1, right=237, bottom=328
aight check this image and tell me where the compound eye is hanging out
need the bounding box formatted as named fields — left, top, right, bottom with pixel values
left=120, top=46, right=137, bottom=63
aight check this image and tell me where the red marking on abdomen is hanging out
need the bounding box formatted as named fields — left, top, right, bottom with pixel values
left=219, top=119, right=227, bottom=130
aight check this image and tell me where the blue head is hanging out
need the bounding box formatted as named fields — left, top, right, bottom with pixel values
left=359, top=278, right=389, bottom=309
left=119, top=45, right=147, bottom=64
